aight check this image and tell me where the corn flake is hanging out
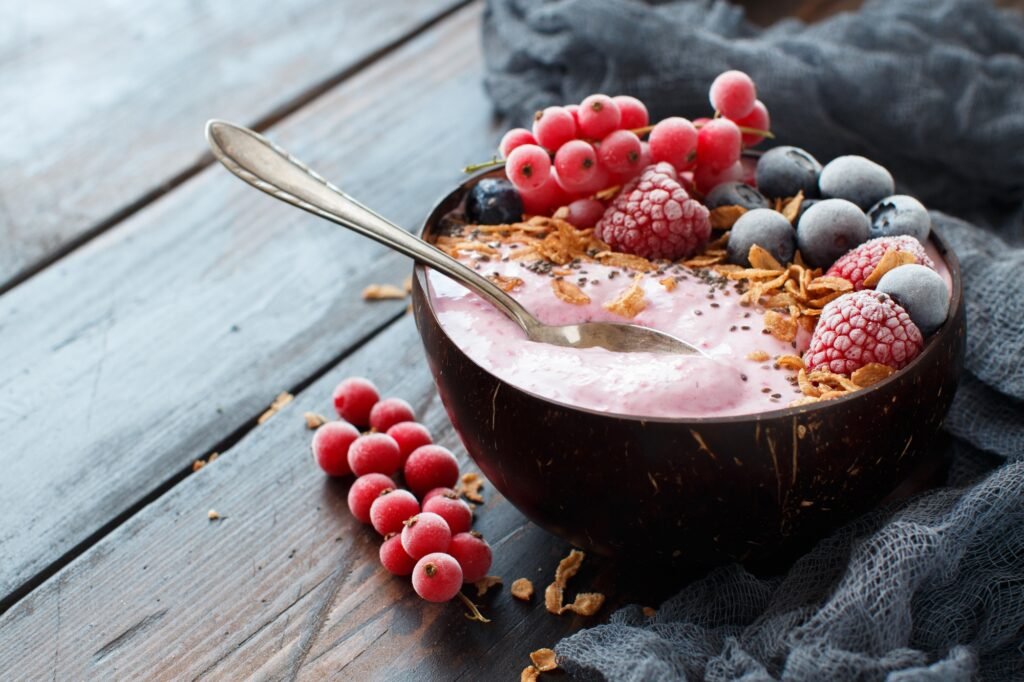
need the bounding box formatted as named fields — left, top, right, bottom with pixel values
left=851, top=362, right=896, bottom=387
left=361, top=283, right=406, bottom=300
left=603, top=274, right=647, bottom=318
left=863, top=250, right=918, bottom=288
left=530, top=649, right=558, bottom=672
left=709, top=205, right=747, bottom=229
left=474, top=575, right=503, bottom=596
left=511, top=578, right=534, bottom=601
left=552, top=279, right=591, bottom=305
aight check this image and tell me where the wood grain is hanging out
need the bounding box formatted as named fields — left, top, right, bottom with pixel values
left=0, top=315, right=670, bottom=680
left=0, top=0, right=464, bottom=290
left=0, top=3, right=498, bottom=608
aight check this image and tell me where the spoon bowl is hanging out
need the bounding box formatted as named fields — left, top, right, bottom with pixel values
left=205, top=119, right=702, bottom=357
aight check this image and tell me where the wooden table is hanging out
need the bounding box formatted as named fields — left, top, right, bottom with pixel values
left=2, top=1, right=1017, bottom=678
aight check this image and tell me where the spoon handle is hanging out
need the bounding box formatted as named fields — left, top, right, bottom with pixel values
left=205, top=120, right=539, bottom=334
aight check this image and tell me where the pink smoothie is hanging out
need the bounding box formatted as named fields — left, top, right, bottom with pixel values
left=426, top=236, right=951, bottom=419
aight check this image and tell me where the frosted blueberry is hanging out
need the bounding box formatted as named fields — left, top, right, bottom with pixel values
left=754, top=146, right=822, bottom=199
left=819, top=155, right=894, bottom=210
left=705, top=182, right=770, bottom=210
left=867, top=195, right=931, bottom=241
left=796, top=199, right=870, bottom=268
left=876, top=264, right=949, bottom=336
left=727, top=209, right=795, bottom=266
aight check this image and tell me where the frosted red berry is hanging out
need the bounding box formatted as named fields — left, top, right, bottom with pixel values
left=804, top=290, right=923, bottom=375
left=697, top=118, right=742, bottom=171
left=448, top=532, right=493, bottom=583
left=564, top=103, right=580, bottom=126
left=554, top=140, right=600, bottom=193
left=369, top=397, right=415, bottom=433
left=499, top=127, right=536, bottom=158
left=348, top=473, right=397, bottom=524
left=412, top=553, right=463, bottom=602
left=694, top=159, right=744, bottom=195
left=380, top=533, right=417, bottom=576
left=648, top=117, right=698, bottom=171
left=311, top=421, right=360, bottom=477
left=505, top=144, right=551, bottom=192
left=404, top=445, right=460, bottom=498
left=369, top=488, right=420, bottom=536
left=347, top=433, right=402, bottom=477
left=386, top=421, right=433, bottom=465
left=520, top=169, right=572, bottom=215
left=423, top=493, right=473, bottom=535
left=565, top=198, right=607, bottom=228
left=401, top=512, right=453, bottom=559
left=578, top=94, right=622, bottom=140
left=597, top=130, right=643, bottom=176
left=422, top=487, right=457, bottom=504
left=595, top=162, right=711, bottom=260
left=826, top=236, right=934, bottom=291
left=332, top=377, right=379, bottom=426
left=532, top=106, right=577, bottom=151
left=613, top=95, right=649, bottom=130
left=732, top=100, right=770, bottom=147
left=709, top=70, right=757, bottom=119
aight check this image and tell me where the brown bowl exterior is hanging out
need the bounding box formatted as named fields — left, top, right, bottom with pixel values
left=411, top=178, right=965, bottom=566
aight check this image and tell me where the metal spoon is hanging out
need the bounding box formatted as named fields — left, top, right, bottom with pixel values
left=205, top=120, right=702, bottom=355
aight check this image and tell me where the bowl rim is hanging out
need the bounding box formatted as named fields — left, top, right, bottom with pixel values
left=413, top=169, right=964, bottom=425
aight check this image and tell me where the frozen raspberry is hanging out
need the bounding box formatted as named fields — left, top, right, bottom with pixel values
left=804, top=290, right=923, bottom=374
left=595, top=163, right=710, bottom=260
left=826, top=236, right=934, bottom=291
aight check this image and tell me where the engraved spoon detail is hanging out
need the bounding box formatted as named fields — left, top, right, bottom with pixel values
left=205, top=120, right=702, bottom=356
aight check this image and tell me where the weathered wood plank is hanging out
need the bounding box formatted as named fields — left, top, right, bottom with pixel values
left=0, top=0, right=465, bottom=290
left=0, top=3, right=498, bottom=606
left=0, top=315, right=670, bottom=680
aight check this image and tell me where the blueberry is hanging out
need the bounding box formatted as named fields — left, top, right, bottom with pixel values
left=867, top=195, right=931, bottom=241
left=818, top=155, right=894, bottom=210
left=705, top=182, right=770, bottom=210
left=727, top=209, right=795, bottom=266
left=796, top=199, right=870, bottom=268
left=876, top=264, right=949, bottom=336
left=465, top=178, right=523, bottom=224
left=754, top=146, right=822, bottom=200
left=795, top=197, right=821, bottom=224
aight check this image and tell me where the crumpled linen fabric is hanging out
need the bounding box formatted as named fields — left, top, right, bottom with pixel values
left=481, top=0, right=1024, bottom=678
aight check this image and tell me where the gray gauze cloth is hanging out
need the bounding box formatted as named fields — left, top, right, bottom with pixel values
left=481, top=0, right=1024, bottom=679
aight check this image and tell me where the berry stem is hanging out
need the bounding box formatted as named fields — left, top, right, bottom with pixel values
left=457, top=591, right=492, bottom=623
left=462, top=157, right=506, bottom=174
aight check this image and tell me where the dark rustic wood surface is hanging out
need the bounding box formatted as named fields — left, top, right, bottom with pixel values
left=0, top=0, right=464, bottom=292
left=2, top=0, right=1022, bottom=679
left=0, top=3, right=496, bottom=609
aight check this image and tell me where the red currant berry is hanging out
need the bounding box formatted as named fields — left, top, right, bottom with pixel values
left=423, top=493, right=473, bottom=535
left=505, top=144, right=552, bottom=192
left=380, top=533, right=417, bottom=576
left=401, top=512, right=453, bottom=559
left=597, top=130, right=643, bottom=176
left=422, top=487, right=457, bottom=504
left=695, top=160, right=744, bottom=195
left=412, top=553, right=463, bottom=602
left=732, top=100, right=770, bottom=147
left=709, top=70, right=757, bottom=119
left=648, top=117, right=698, bottom=172
left=532, top=106, right=576, bottom=151
left=332, top=377, right=379, bottom=426
left=520, top=169, right=571, bottom=216
left=613, top=95, right=649, bottom=129
left=404, top=445, right=460, bottom=498
left=577, top=94, right=621, bottom=139
left=554, top=140, right=599, bottom=194
left=448, top=531, right=493, bottom=583
left=498, top=127, right=537, bottom=158
left=637, top=141, right=652, bottom=170
left=697, top=118, right=742, bottom=171
left=347, top=473, right=397, bottom=524
left=568, top=163, right=611, bottom=196
left=311, top=421, right=359, bottom=477
left=386, top=421, right=433, bottom=465
left=565, top=198, right=606, bottom=228
left=564, top=104, right=580, bottom=126
left=347, top=433, right=402, bottom=477
left=369, top=488, right=420, bottom=535
left=369, top=397, right=415, bottom=433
